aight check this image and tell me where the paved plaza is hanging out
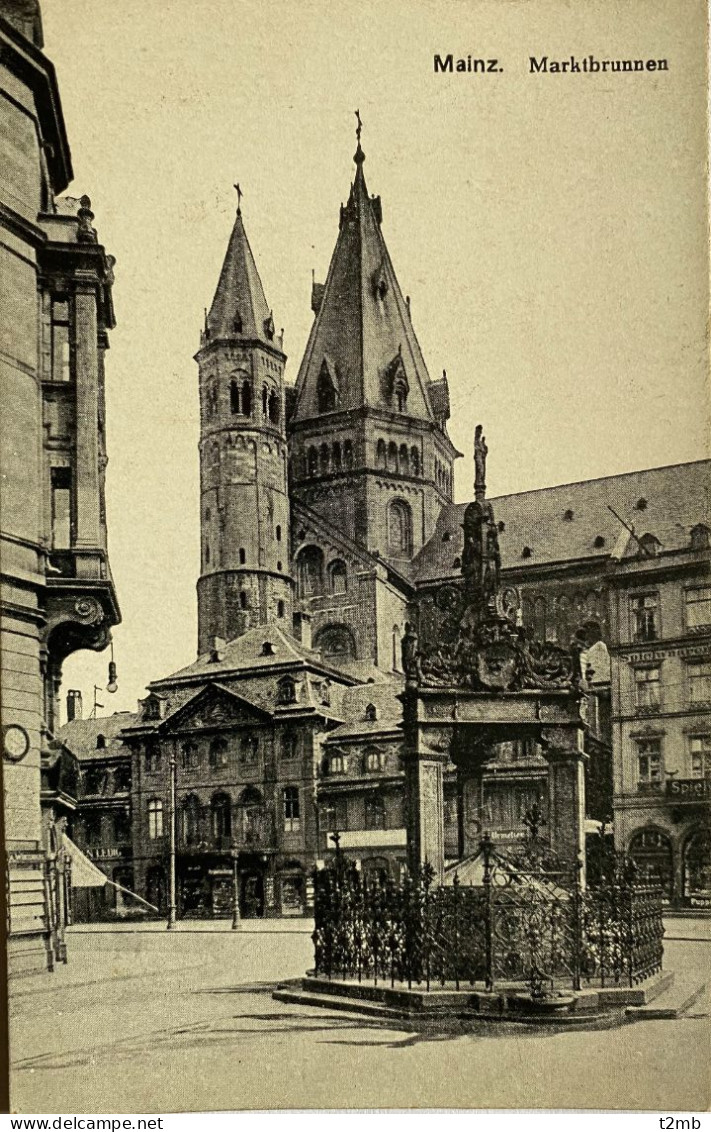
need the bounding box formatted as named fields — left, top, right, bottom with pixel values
left=9, top=917, right=710, bottom=1114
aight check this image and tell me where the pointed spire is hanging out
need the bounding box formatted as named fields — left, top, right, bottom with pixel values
left=204, top=189, right=277, bottom=347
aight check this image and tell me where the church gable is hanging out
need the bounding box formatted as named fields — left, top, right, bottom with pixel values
left=160, top=683, right=272, bottom=734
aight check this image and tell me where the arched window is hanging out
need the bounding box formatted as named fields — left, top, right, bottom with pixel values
left=96, top=734, right=106, bottom=750
left=314, top=623, right=357, bottom=662
left=296, top=545, right=324, bottom=597
left=230, top=380, right=240, bottom=414
left=239, top=547, right=246, bottom=564
left=276, top=524, right=282, bottom=541
left=240, top=734, right=259, bottom=763
left=319, top=443, right=330, bottom=474
left=388, top=499, right=412, bottom=556
left=262, top=385, right=269, bottom=416
left=387, top=442, right=398, bottom=474
left=329, top=559, right=347, bottom=595
left=268, top=391, right=279, bottom=424
left=240, top=590, right=248, bottom=610
left=147, top=798, right=163, bottom=840
left=181, top=795, right=201, bottom=846
left=332, top=442, right=342, bottom=470
left=277, top=600, right=285, bottom=618
left=365, top=703, right=378, bottom=722
left=376, top=439, right=387, bottom=469
left=145, top=741, right=161, bottom=774
left=209, top=738, right=229, bottom=770
left=242, top=381, right=252, bottom=417
left=318, top=365, right=337, bottom=412
left=399, top=444, right=409, bottom=475
left=410, top=447, right=419, bottom=476
left=307, top=447, right=318, bottom=476
left=211, top=793, right=232, bottom=841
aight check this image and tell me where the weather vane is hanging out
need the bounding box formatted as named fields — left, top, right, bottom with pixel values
left=355, top=109, right=362, bottom=144
left=234, top=183, right=243, bottom=214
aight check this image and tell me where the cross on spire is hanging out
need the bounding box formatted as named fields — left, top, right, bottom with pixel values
left=234, top=183, right=243, bottom=214
left=355, top=109, right=362, bottom=143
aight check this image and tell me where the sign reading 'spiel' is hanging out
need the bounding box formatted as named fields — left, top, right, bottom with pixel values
left=666, top=778, right=711, bottom=800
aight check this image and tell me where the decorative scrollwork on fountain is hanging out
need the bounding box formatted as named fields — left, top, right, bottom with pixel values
left=404, top=425, right=582, bottom=695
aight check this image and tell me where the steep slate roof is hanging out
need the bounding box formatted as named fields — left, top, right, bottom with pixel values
left=205, top=206, right=274, bottom=344
left=413, top=459, right=711, bottom=583
left=324, top=679, right=405, bottom=742
left=292, top=139, right=440, bottom=423
left=150, top=623, right=356, bottom=686
left=57, top=713, right=138, bottom=760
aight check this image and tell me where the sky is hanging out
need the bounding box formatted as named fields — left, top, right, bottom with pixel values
left=41, top=0, right=709, bottom=720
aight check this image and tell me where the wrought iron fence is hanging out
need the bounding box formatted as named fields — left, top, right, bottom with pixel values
left=312, top=837, right=664, bottom=997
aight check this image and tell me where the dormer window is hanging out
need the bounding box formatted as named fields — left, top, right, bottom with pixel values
left=364, top=703, right=377, bottom=722
left=690, top=524, right=711, bottom=551
left=96, top=734, right=106, bottom=750
left=277, top=676, right=296, bottom=704
left=564, top=509, right=574, bottom=521
left=639, top=533, right=661, bottom=557
left=593, top=535, right=606, bottom=549
left=522, top=546, right=533, bottom=559
left=261, top=641, right=275, bottom=656
left=635, top=497, right=648, bottom=511
left=317, top=361, right=338, bottom=413
left=263, top=314, right=275, bottom=340
left=233, top=310, right=243, bottom=334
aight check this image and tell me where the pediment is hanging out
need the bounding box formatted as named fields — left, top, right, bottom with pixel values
left=161, top=683, right=271, bottom=734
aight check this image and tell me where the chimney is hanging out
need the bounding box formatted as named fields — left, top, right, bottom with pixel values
left=66, top=689, right=83, bottom=722
left=292, top=611, right=312, bottom=651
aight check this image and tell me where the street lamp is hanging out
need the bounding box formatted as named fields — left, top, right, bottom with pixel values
left=230, top=838, right=241, bottom=930
left=167, top=749, right=177, bottom=930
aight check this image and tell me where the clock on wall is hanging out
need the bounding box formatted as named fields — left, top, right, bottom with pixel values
left=3, top=724, right=31, bottom=763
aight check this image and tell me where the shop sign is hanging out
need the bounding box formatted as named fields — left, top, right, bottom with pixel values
left=666, top=778, right=710, bottom=800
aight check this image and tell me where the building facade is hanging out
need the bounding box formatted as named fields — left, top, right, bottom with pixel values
left=1, top=0, right=120, bottom=972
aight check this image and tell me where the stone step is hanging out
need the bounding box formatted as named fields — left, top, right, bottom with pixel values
left=626, top=975, right=708, bottom=1021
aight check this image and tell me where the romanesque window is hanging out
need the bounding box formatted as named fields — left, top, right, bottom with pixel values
left=211, top=793, right=232, bottom=841
left=399, top=444, right=409, bottom=475
left=230, top=380, right=240, bottom=414
left=283, top=786, right=300, bottom=832
left=636, top=738, right=663, bottom=789
left=630, top=593, right=658, bottom=642
left=262, top=385, right=269, bottom=416
left=387, top=442, right=398, bottom=474
left=51, top=298, right=71, bottom=382
left=296, top=545, right=324, bottom=597
left=315, top=624, right=357, bottom=661
left=411, top=447, right=419, bottom=476
left=241, top=381, right=252, bottom=417
left=239, top=547, right=246, bottom=564
left=268, top=391, right=280, bottom=424
left=240, top=590, right=248, bottom=609
left=690, top=735, right=711, bottom=778
left=686, top=586, right=711, bottom=630
left=634, top=667, right=661, bottom=710
left=329, top=559, right=347, bottom=595
left=376, top=439, right=386, bottom=468
left=387, top=499, right=412, bottom=556
left=320, top=444, right=330, bottom=474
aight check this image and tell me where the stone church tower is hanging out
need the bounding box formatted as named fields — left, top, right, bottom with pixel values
left=195, top=200, right=292, bottom=654
left=289, top=133, right=460, bottom=568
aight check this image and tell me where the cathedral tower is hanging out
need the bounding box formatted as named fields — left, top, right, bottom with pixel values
left=195, top=196, right=292, bottom=654
left=288, top=126, right=461, bottom=568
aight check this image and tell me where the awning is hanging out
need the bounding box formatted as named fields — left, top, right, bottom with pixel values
left=62, top=835, right=109, bottom=888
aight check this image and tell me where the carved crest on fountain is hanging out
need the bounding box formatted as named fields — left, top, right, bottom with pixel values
left=403, top=426, right=584, bottom=693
